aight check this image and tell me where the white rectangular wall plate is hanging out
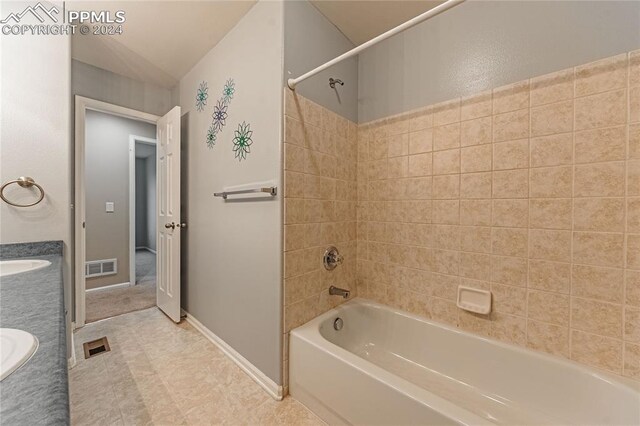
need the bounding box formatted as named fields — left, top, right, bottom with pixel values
left=456, top=286, right=492, bottom=315
left=105, top=201, right=114, bottom=212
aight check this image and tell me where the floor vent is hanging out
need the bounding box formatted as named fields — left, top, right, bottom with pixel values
left=85, top=258, right=118, bottom=278
left=83, top=337, right=111, bottom=359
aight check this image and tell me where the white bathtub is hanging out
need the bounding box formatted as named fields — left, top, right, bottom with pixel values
left=289, top=299, right=640, bottom=425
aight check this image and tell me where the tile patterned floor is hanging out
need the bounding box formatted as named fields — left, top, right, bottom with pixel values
left=70, top=308, right=324, bottom=426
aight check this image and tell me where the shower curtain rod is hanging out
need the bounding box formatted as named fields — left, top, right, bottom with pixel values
left=287, top=0, right=466, bottom=90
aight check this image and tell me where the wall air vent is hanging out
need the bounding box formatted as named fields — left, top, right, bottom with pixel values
left=85, top=258, right=118, bottom=278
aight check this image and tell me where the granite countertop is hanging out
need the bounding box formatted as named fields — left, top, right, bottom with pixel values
left=0, top=241, right=70, bottom=425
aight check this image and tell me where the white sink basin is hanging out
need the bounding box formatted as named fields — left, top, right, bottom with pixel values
left=0, top=259, right=51, bottom=277
left=0, top=329, right=38, bottom=381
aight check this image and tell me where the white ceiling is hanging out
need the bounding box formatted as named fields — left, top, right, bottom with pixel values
left=310, top=0, right=444, bottom=46
left=70, top=1, right=443, bottom=89
left=70, top=1, right=256, bottom=88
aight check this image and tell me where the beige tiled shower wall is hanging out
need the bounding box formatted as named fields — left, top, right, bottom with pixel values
left=282, top=90, right=358, bottom=388
left=357, top=51, right=640, bottom=380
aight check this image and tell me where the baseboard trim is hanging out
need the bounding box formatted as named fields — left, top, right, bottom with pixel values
left=86, top=281, right=131, bottom=292
left=184, top=311, right=283, bottom=401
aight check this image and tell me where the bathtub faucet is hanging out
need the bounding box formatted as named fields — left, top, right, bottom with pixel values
left=329, top=285, right=350, bottom=299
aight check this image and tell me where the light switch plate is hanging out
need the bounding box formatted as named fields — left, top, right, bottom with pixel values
left=105, top=202, right=114, bottom=213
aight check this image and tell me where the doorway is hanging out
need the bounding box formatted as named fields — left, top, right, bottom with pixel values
left=75, top=96, right=183, bottom=327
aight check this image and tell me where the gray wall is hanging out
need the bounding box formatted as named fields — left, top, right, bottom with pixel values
left=85, top=110, right=156, bottom=289
left=284, top=0, right=358, bottom=122
left=145, top=155, right=157, bottom=251
left=73, top=60, right=174, bottom=116
left=358, top=0, right=640, bottom=122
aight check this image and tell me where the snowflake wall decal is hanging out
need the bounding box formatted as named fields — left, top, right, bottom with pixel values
left=195, top=81, right=208, bottom=112
left=232, top=121, right=253, bottom=161
left=206, top=124, right=217, bottom=148
left=212, top=99, right=228, bottom=132
left=222, top=79, right=235, bottom=104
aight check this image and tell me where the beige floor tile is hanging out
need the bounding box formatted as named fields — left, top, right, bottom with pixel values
left=70, top=308, right=321, bottom=426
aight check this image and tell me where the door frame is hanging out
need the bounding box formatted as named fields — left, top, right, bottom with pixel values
left=129, top=135, right=158, bottom=288
left=74, top=96, right=159, bottom=328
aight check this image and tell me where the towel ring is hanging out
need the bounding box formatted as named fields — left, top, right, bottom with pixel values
left=0, top=177, right=45, bottom=207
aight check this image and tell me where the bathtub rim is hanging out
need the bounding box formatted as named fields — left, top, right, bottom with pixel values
left=291, top=297, right=640, bottom=394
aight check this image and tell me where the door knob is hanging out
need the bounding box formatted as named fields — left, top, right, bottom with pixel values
left=164, top=222, right=175, bottom=229
left=178, top=223, right=187, bottom=228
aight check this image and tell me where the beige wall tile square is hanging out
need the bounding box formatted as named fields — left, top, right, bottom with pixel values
left=460, top=226, right=491, bottom=253
left=459, top=252, right=491, bottom=281
left=491, top=313, right=526, bottom=346
left=528, top=259, right=571, bottom=294
left=624, top=307, right=640, bottom=343
left=433, top=99, right=461, bottom=126
left=571, top=298, right=622, bottom=338
left=433, top=249, right=459, bottom=275
left=531, top=100, right=574, bottom=137
left=628, top=234, right=640, bottom=269
left=285, top=198, right=305, bottom=224
left=575, top=89, right=627, bottom=131
left=285, top=171, right=305, bottom=198
left=493, top=109, right=530, bottom=143
left=491, top=255, right=528, bottom=287
left=433, top=123, right=461, bottom=151
left=432, top=273, right=460, bottom=300
left=492, top=199, right=529, bottom=228
left=572, top=264, right=624, bottom=304
left=530, top=166, right=572, bottom=198
left=458, top=309, right=492, bottom=336
left=405, top=177, right=432, bottom=200
left=630, top=124, right=640, bottom=160
left=304, top=199, right=334, bottom=223
left=460, top=116, right=492, bottom=147
left=433, top=175, right=460, bottom=199
left=574, top=197, right=625, bottom=232
left=629, top=160, right=640, bottom=196
left=624, top=342, right=640, bottom=379
left=493, top=81, right=529, bottom=114
left=493, top=169, right=529, bottom=198
left=492, top=227, right=528, bottom=257
left=386, top=117, right=411, bottom=136
left=409, top=129, right=433, bottom=154
left=368, top=159, right=388, bottom=181
left=304, top=175, right=336, bottom=200
left=460, top=91, right=492, bottom=120
left=370, top=137, right=390, bottom=161
left=285, top=116, right=305, bottom=146
left=575, top=126, right=626, bottom=164
left=409, top=109, right=433, bottom=132
left=431, top=298, right=458, bottom=325
left=432, top=200, right=459, bottom=225
left=461, top=144, right=492, bottom=173
left=387, top=156, right=409, bottom=179
left=574, top=162, right=625, bottom=197
left=285, top=225, right=305, bottom=252
left=322, top=107, right=337, bottom=133
left=627, top=270, right=640, bottom=307
left=529, top=199, right=572, bottom=230
left=408, top=153, right=433, bottom=177
left=527, top=320, right=569, bottom=357
left=528, top=290, right=570, bottom=325
left=284, top=250, right=305, bottom=278
left=631, top=86, right=640, bottom=123
left=571, top=330, right=622, bottom=373
left=406, top=200, right=432, bottom=224
left=573, top=232, right=624, bottom=268
left=631, top=50, right=640, bottom=86
left=493, top=139, right=529, bottom=171
left=491, top=283, right=527, bottom=316
left=460, top=172, right=492, bottom=199
left=388, top=134, right=409, bottom=157
left=433, top=149, right=460, bottom=175
left=530, top=133, right=573, bottom=167
left=529, top=229, right=572, bottom=262
left=530, top=69, right=574, bottom=107
left=575, top=54, right=628, bottom=96
left=460, top=199, right=492, bottom=226
left=285, top=143, right=305, bottom=172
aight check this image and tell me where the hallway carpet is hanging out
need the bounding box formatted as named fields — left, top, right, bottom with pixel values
left=85, top=250, right=156, bottom=323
